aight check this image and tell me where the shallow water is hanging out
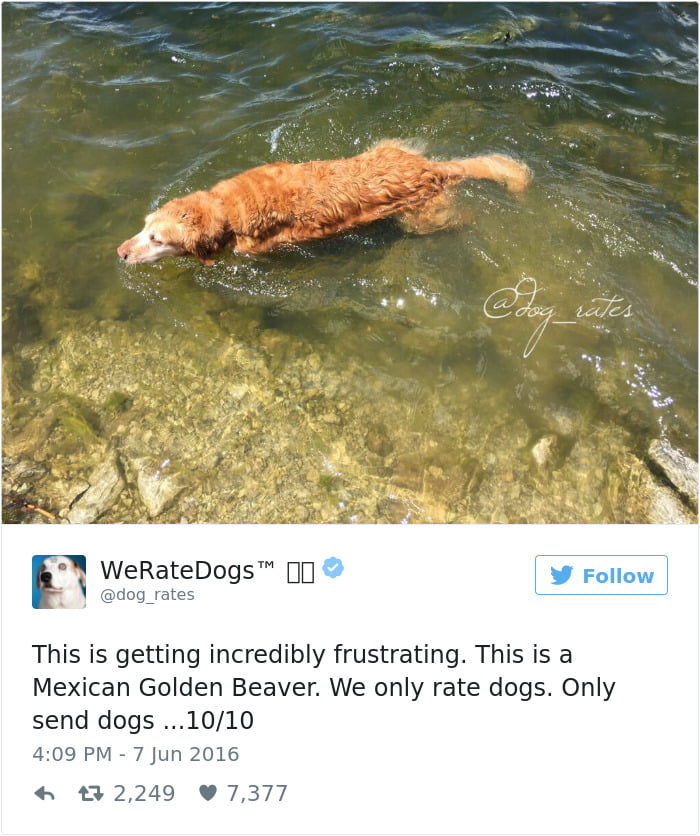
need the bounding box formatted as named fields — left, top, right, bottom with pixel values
left=2, top=2, right=697, bottom=523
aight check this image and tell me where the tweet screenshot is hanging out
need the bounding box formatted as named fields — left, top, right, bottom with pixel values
left=3, top=2, right=699, bottom=836
left=1, top=524, right=698, bottom=835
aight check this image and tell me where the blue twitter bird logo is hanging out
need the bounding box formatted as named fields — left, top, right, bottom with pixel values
left=551, top=565, right=574, bottom=585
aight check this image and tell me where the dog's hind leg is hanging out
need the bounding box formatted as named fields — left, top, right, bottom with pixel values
left=396, top=191, right=474, bottom=234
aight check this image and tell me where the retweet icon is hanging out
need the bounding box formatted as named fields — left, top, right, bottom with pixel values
left=550, top=565, right=574, bottom=585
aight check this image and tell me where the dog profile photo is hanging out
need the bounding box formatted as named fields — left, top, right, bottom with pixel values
left=32, top=555, right=86, bottom=609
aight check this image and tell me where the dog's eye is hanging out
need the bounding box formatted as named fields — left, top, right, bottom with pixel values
left=149, top=234, right=163, bottom=245
left=58, top=562, right=66, bottom=570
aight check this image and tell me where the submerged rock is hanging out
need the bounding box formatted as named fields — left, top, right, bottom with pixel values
left=644, top=477, right=696, bottom=524
left=3, top=458, right=47, bottom=493
left=134, top=457, right=187, bottom=518
left=531, top=435, right=558, bottom=469
left=460, top=17, right=538, bottom=44
left=648, top=439, right=698, bottom=506
left=543, top=406, right=582, bottom=438
left=4, top=403, right=63, bottom=458
left=67, top=456, right=124, bottom=524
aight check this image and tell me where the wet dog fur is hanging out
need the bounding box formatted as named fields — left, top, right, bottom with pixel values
left=117, top=141, right=531, bottom=266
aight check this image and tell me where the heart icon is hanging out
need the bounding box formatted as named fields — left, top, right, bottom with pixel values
left=199, top=784, right=217, bottom=801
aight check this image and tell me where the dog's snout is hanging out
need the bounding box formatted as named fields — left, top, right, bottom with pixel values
left=117, top=243, right=129, bottom=260
left=40, top=571, right=52, bottom=584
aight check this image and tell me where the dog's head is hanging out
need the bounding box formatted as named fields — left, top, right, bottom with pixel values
left=117, top=192, right=233, bottom=266
left=36, top=557, right=86, bottom=597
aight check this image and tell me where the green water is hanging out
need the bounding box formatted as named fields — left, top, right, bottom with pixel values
left=3, top=2, right=697, bottom=523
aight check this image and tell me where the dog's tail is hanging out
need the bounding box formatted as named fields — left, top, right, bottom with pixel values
left=434, top=154, right=532, bottom=195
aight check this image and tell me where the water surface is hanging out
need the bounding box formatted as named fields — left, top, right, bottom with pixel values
left=3, top=2, right=697, bottom=523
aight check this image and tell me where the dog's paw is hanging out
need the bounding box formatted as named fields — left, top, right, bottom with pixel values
left=503, top=158, right=533, bottom=196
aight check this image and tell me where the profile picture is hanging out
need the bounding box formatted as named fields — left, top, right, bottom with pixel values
left=32, top=555, right=86, bottom=609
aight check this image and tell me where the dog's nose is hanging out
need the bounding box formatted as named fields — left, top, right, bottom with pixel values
left=117, top=244, right=129, bottom=260
left=40, top=572, right=52, bottom=584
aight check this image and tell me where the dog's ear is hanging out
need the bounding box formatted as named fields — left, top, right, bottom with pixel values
left=36, top=566, right=42, bottom=588
left=166, top=193, right=234, bottom=263
left=68, top=559, right=86, bottom=587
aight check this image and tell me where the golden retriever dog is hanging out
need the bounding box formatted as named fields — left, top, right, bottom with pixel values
left=117, top=141, right=531, bottom=266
